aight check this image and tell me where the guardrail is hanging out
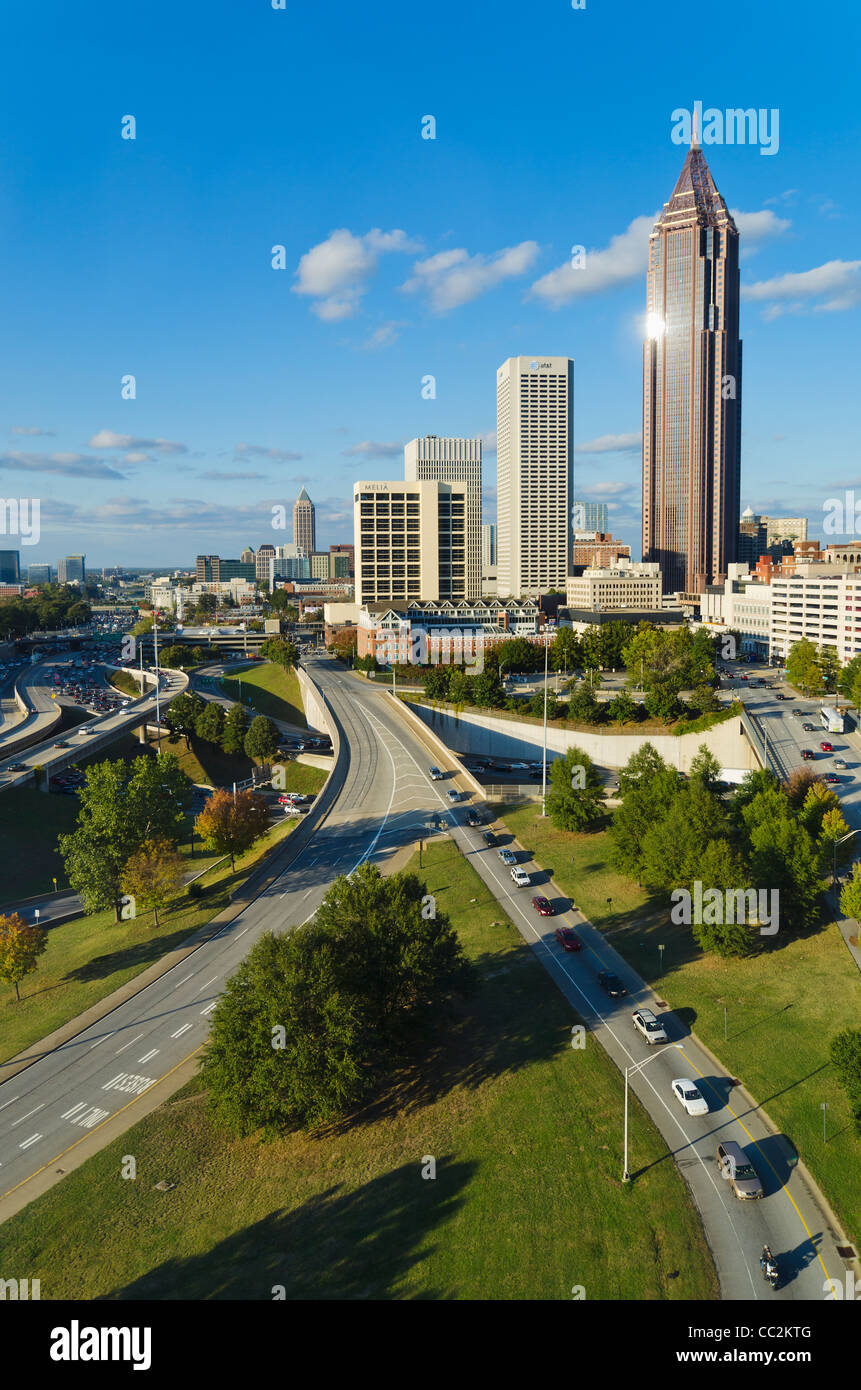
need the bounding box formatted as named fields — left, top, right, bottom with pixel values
left=739, top=703, right=787, bottom=781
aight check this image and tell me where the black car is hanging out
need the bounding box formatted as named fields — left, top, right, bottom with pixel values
left=775, top=693, right=788, bottom=701
left=482, top=830, right=495, bottom=847
left=467, top=811, right=482, bottom=827
left=597, top=971, right=627, bottom=998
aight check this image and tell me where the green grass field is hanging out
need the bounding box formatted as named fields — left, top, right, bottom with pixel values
left=0, top=789, right=80, bottom=902
left=109, top=670, right=142, bottom=698
left=0, top=817, right=296, bottom=1064
left=0, top=838, right=718, bottom=1301
left=220, top=662, right=306, bottom=728
left=500, top=803, right=861, bottom=1249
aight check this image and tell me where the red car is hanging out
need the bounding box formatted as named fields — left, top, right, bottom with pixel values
left=820, top=741, right=834, bottom=753
left=531, top=895, right=554, bottom=917
left=555, top=926, right=582, bottom=951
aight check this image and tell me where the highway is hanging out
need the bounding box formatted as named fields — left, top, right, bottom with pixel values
left=0, top=655, right=853, bottom=1301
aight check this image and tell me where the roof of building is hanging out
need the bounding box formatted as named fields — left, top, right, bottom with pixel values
left=657, top=145, right=737, bottom=233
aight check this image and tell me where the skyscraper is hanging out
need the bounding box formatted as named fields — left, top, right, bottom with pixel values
left=0, top=551, right=21, bottom=585
left=404, top=436, right=482, bottom=598
left=481, top=523, right=496, bottom=567
left=58, top=555, right=86, bottom=585
left=572, top=500, right=608, bottom=534
left=496, top=356, right=574, bottom=598
left=293, top=487, right=316, bottom=555
left=353, top=479, right=467, bottom=606
left=642, top=133, right=741, bottom=595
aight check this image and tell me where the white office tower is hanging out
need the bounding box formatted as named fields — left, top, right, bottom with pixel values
left=481, top=523, right=496, bottom=567
left=496, top=356, right=574, bottom=598
left=404, top=436, right=482, bottom=599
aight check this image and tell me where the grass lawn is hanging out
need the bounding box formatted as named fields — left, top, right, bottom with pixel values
left=220, top=662, right=306, bottom=728
left=0, top=789, right=80, bottom=902
left=0, top=838, right=718, bottom=1301
left=499, top=803, right=861, bottom=1250
left=146, top=735, right=253, bottom=789
left=110, top=670, right=142, bottom=698
left=0, top=818, right=296, bottom=1065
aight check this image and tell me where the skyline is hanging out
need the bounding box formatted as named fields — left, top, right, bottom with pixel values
left=1, top=0, right=859, bottom=567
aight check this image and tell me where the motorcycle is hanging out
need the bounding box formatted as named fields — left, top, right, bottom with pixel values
left=760, top=1254, right=779, bottom=1289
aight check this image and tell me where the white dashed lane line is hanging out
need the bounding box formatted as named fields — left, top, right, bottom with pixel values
left=115, top=1033, right=145, bottom=1056
left=170, top=1024, right=193, bottom=1039
left=10, top=1105, right=44, bottom=1128
left=138, top=1049, right=159, bottom=1065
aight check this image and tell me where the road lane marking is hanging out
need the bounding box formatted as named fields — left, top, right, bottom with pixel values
left=114, top=1033, right=144, bottom=1056
left=19, top=1133, right=42, bottom=1149
left=61, top=1103, right=87, bottom=1120
left=10, top=1105, right=44, bottom=1128
left=88, top=1032, right=115, bottom=1050
left=173, top=974, right=194, bottom=990
left=200, top=1002, right=217, bottom=1016
left=0, top=1097, right=19, bottom=1114
left=170, top=1024, right=193, bottom=1039
left=103, top=1074, right=156, bottom=1096
left=138, top=1049, right=159, bottom=1064
left=197, top=976, right=219, bottom=994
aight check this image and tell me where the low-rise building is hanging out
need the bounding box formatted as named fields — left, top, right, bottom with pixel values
left=565, top=561, right=661, bottom=611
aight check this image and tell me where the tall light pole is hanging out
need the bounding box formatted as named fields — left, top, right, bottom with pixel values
left=623, top=1045, right=683, bottom=1182
left=833, top=828, right=861, bottom=890
left=541, top=635, right=549, bottom=816
left=153, top=614, right=161, bottom=753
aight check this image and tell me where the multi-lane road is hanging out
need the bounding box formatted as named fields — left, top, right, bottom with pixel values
left=0, top=655, right=853, bottom=1301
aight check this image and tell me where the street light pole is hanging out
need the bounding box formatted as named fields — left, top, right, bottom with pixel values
left=153, top=614, right=161, bottom=754
left=541, top=636, right=549, bottom=817
left=624, top=1045, right=683, bottom=1181
left=833, top=828, right=861, bottom=891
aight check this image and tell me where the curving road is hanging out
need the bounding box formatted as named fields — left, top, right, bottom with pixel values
left=0, top=655, right=853, bottom=1302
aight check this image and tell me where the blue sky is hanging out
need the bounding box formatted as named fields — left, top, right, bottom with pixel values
left=1, top=0, right=858, bottom=568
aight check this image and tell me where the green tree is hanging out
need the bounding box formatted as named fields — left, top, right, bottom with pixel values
left=689, top=744, right=722, bottom=788
left=0, top=913, right=48, bottom=1001
left=641, top=780, right=730, bottom=893
left=551, top=627, right=580, bottom=673
left=58, top=759, right=138, bottom=919
left=839, top=863, right=861, bottom=922
left=828, top=1028, right=861, bottom=1135
left=606, top=689, right=638, bottom=724
left=785, top=638, right=824, bottom=696
left=244, top=714, right=280, bottom=763
left=196, top=699, right=225, bottom=745
left=201, top=864, right=472, bottom=1134
left=743, top=792, right=823, bottom=933
left=121, top=837, right=186, bottom=927
left=689, top=839, right=756, bottom=959
left=194, top=787, right=270, bottom=869
left=127, top=752, right=193, bottom=844
left=221, top=702, right=250, bottom=756
left=472, top=669, right=506, bottom=708
left=567, top=680, right=600, bottom=724
left=164, top=690, right=206, bottom=749
left=544, top=747, right=605, bottom=831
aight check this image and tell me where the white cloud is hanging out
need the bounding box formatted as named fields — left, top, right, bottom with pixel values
left=529, top=215, right=656, bottom=308
left=402, top=242, right=540, bottom=312
left=292, top=228, right=421, bottom=320
left=342, top=440, right=404, bottom=458
left=235, top=443, right=303, bottom=462
left=12, top=426, right=55, bottom=437
left=574, top=433, right=641, bottom=455
left=363, top=320, right=404, bottom=349
left=88, top=430, right=187, bottom=454
left=729, top=208, right=791, bottom=253
left=0, top=451, right=126, bottom=479
left=743, top=259, right=861, bottom=315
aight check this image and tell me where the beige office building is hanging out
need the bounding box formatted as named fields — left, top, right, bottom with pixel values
left=353, top=479, right=467, bottom=606
left=566, top=561, right=662, bottom=611
left=496, top=356, right=574, bottom=599
left=404, top=436, right=482, bottom=598
left=292, top=487, right=316, bottom=555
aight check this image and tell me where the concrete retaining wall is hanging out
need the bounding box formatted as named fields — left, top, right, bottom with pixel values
left=297, top=664, right=331, bottom=736
left=408, top=702, right=758, bottom=774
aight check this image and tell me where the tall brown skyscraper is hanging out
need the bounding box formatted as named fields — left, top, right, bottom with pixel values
left=292, top=486, right=316, bottom=555
left=642, top=134, right=742, bottom=594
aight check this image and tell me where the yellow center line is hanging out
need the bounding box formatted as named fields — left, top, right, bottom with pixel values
left=0, top=1046, right=203, bottom=1204
left=676, top=1044, right=832, bottom=1284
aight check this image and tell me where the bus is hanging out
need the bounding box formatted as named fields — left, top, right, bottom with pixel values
left=820, top=706, right=845, bottom=734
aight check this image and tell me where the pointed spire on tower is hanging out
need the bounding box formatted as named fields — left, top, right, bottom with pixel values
left=691, top=102, right=700, bottom=149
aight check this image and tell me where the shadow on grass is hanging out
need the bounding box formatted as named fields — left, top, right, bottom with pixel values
left=104, top=1157, right=475, bottom=1300
left=320, top=947, right=570, bottom=1135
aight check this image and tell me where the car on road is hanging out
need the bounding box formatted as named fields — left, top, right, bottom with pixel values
left=820, top=741, right=834, bottom=752
left=53, top=741, right=70, bottom=748
left=466, top=810, right=482, bottom=827
left=775, top=692, right=788, bottom=700
left=555, top=926, right=581, bottom=951
left=447, top=789, right=462, bottom=802
left=429, top=767, right=443, bottom=780
left=834, top=758, right=847, bottom=768
left=597, top=970, right=626, bottom=997
left=497, top=848, right=517, bottom=865
left=510, top=866, right=531, bottom=887
left=531, top=894, right=554, bottom=917
left=802, top=722, right=816, bottom=732
left=824, top=773, right=841, bottom=784
left=672, top=1078, right=709, bottom=1117
left=739, top=672, right=747, bottom=681
left=716, top=1140, right=763, bottom=1200
left=792, top=708, right=804, bottom=717
left=6, top=762, right=27, bottom=771
left=801, top=748, right=815, bottom=760
left=632, top=1008, right=669, bottom=1044
left=482, top=830, right=495, bottom=847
